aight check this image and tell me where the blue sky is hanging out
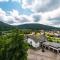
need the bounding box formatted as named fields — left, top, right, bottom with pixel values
left=0, top=0, right=32, bottom=15
left=0, top=0, right=60, bottom=27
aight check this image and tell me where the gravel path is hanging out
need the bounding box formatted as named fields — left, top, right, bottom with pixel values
left=28, top=49, right=60, bottom=60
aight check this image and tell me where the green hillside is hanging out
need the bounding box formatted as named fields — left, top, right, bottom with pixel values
left=17, top=23, right=60, bottom=31
left=0, top=21, right=60, bottom=31
left=0, top=21, right=13, bottom=31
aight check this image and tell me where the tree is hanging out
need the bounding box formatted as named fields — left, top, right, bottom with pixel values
left=0, top=31, right=2, bottom=36
left=0, top=29, right=29, bottom=60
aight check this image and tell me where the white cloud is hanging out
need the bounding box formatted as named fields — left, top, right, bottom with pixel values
left=31, top=0, right=50, bottom=12
left=0, top=8, right=34, bottom=25
left=11, top=0, right=21, bottom=3
left=22, top=0, right=33, bottom=9
left=21, top=0, right=60, bottom=13
left=10, top=9, right=20, bottom=18
left=0, top=7, right=60, bottom=27
left=0, top=8, right=6, bottom=15
left=21, top=0, right=51, bottom=12
left=0, top=0, right=21, bottom=2
left=38, top=7, right=60, bottom=27
left=0, top=0, right=9, bottom=2
left=43, top=8, right=60, bottom=19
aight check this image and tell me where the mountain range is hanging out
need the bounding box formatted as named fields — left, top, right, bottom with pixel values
left=17, top=23, right=60, bottom=31
left=0, top=21, right=60, bottom=31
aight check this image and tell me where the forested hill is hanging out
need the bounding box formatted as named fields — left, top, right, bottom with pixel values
left=0, top=21, right=60, bottom=31
left=0, top=21, right=13, bottom=31
left=17, top=23, right=60, bottom=31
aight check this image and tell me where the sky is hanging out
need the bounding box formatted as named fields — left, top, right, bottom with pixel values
left=0, top=0, right=60, bottom=27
